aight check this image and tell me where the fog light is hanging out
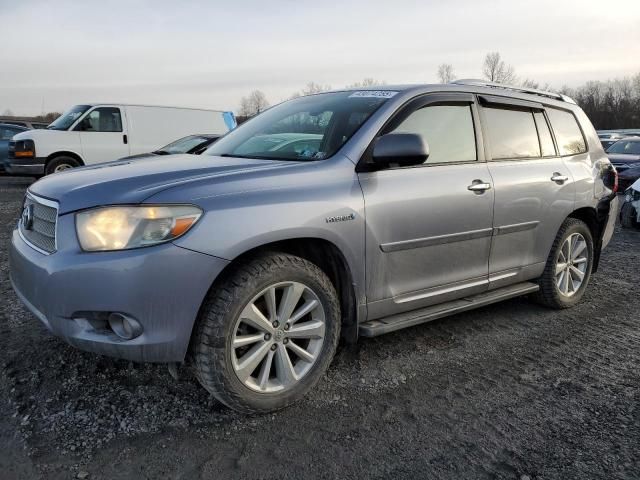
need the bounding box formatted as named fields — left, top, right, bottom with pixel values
left=108, top=313, right=143, bottom=340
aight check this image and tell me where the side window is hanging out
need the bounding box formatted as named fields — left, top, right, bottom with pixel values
left=546, top=108, right=587, bottom=155
left=534, top=111, right=556, bottom=157
left=76, top=107, right=123, bottom=132
left=391, top=104, right=477, bottom=164
left=484, top=107, right=540, bottom=159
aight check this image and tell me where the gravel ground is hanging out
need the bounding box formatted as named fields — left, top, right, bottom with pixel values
left=1, top=176, right=639, bottom=480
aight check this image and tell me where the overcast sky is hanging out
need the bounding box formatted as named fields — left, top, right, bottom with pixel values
left=1, top=0, right=639, bottom=116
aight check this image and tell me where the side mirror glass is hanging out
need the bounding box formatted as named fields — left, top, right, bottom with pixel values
left=371, top=133, right=429, bottom=169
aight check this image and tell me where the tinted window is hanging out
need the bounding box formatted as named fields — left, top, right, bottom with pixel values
left=534, top=111, right=556, bottom=156
left=484, top=107, right=540, bottom=159
left=547, top=109, right=586, bottom=155
left=76, top=107, right=123, bottom=132
left=391, top=104, right=476, bottom=164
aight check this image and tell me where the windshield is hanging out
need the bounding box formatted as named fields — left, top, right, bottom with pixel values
left=47, top=105, right=91, bottom=131
left=607, top=140, right=640, bottom=155
left=156, top=135, right=212, bottom=154
left=205, top=91, right=394, bottom=161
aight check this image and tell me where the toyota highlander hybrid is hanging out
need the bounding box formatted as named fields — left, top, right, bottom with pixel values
left=10, top=81, right=618, bottom=413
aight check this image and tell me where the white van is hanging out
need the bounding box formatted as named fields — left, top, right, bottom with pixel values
left=7, top=104, right=236, bottom=175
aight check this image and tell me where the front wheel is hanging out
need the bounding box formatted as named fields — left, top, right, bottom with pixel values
left=534, top=218, right=594, bottom=309
left=191, top=253, right=340, bottom=413
left=45, top=156, right=81, bottom=175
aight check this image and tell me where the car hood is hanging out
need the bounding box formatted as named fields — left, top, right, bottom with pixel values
left=607, top=153, right=640, bottom=164
left=12, top=129, right=69, bottom=142
left=29, top=154, right=302, bottom=214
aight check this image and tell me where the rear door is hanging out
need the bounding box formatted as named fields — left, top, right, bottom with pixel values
left=359, top=93, right=495, bottom=320
left=481, top=96, right=576, bottom=288
left=75, top=106, right=130, bottom=164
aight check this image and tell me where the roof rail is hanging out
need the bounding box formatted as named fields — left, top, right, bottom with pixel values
left=450, top=79, right=576, bottom=104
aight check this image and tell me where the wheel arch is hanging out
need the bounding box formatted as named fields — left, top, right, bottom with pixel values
left=195, top=237, right=361, bottom=347
left=46, top=151, right=85, bottom=168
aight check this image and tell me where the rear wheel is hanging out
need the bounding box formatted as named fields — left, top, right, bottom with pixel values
left=191, top=253, right=340, bottom=413
left=45, top=156, right=81, bottom=175
left=534, top=218, right=594, bottom=309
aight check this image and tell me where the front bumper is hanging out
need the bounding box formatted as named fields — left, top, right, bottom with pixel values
left=9, top=214, right=229, bottom=362
left=5, top=156, right=45, bottom=175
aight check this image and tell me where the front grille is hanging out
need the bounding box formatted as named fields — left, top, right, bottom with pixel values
left=19, top=193, right=58, bottom=254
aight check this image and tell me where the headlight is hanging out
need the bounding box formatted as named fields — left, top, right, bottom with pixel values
left=76, top=205, right=202, bottom=251
left=11, top=139, right=35, bottom=158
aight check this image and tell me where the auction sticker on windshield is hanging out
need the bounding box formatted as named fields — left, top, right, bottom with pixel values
left=348, top=91, right=398, bottom=98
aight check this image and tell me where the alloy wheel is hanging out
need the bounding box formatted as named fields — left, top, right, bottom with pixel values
left=555, top=232, right=589, bottom=297
left=231, top=281, right=326, bottom=393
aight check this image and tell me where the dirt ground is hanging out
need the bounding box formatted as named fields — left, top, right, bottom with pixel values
left=1, top=176, right=638, bottom=480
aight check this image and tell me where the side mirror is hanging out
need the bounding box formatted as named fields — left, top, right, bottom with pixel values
left=371, top=133, right=429, bottom=169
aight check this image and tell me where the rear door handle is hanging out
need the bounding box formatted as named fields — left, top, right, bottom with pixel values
left=551, top=172, right=569, bottom=184
left=467, top=180, right=492, bottom=193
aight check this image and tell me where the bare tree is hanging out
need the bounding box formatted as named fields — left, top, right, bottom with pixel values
left=2, top=109, right=14, bottom=116
left=520, top=78, right=540, bottom=89
left=482, top=52, right=517, bottom=84
left=436, top=64, right=455, bottom=83
left=238, top=90, right=270, bottom=117
left=290, top=82, right=332, bottom=99
left=347, top=78, right=386, bottom=88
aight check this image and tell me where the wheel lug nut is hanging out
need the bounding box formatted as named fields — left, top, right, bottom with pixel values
left=264, top=333, right=271, bottom=341
left=284, top=323, right=290, bottom=331
left=271, top=344, right=277, bottom=351
left=272, top=321, right=279, bottom=328
left=283, top=338, right=289, bottom=344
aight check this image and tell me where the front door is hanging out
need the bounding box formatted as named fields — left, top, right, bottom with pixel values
left=359, top=94, right=495, bottom=320
left=75, top=106, right=129, bottom=164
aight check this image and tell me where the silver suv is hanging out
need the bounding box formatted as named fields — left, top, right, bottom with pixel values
left=10, top=81, right=618, bottom=413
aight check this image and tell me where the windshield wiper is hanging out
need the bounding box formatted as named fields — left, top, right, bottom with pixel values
left=153, top=150, right=170, bottom=155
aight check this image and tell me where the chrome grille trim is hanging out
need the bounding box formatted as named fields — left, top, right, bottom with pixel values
left=19, top=192, right=58, bottom=255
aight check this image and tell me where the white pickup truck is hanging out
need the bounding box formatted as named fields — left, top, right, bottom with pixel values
left=7, top=104, right=236, bottom=175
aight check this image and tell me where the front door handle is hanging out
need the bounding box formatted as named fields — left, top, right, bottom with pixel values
left=551, top=172, right=569, bottom=184
left=468, top=180, right=492, bottom=193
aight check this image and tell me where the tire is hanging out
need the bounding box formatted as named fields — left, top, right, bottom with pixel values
left=534, top=218, right=594, bottom=309
left=191, top=253, right=340, bottom=413
left=45, top=156, right=81, bottom=175
left=620, top=202, right=639, bottom=229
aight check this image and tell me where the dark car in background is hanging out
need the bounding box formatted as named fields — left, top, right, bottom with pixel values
left=620, top=179, right=640, bottom=229
left=606, top=137, right=640, bottom=191
left=598, top=130, right=640, bottom=150
left=0, top=123, right=29, bottom=172
left=0, top=118, right=48, bottom=130
left=122, top=134, right=220, bottom=160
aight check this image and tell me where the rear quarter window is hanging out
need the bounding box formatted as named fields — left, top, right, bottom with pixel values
left=547, top=109, right=587, bottom=156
